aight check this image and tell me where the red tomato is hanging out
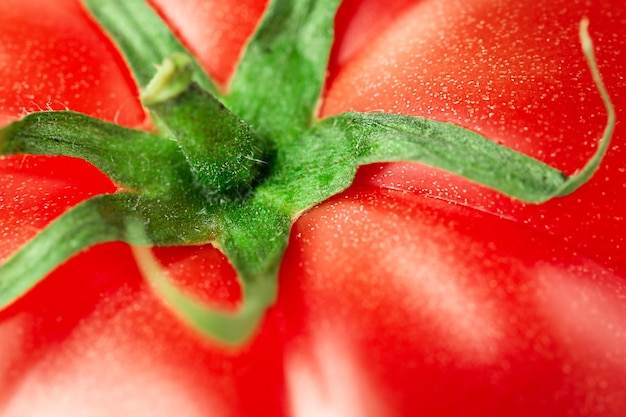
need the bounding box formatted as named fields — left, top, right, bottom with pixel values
left=148, top=0, right=269, bottom=88
left=1, top=0, right=625, bottom=416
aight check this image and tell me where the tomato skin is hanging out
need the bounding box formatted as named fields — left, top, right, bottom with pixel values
left=0, top=0, right=145, bottom=128
left=323, top=0, right=626, bottom=273
left=277, top=187, right=626, bottom=416
left=147, top=0, right=269, bottom=89
left=1, top=0, right=626, bottom=416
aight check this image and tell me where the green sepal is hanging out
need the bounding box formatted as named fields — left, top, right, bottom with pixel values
left=0, top=188, right=233, bottom=309
left=312, top=112, right=569, bottom=203
left=0, top=193, right=148, bottom=309
left=550, top=18, right=616, bottom=197
left=253, top=112, right=567, bottom=219
left=132, top=242, right=276, bottom=345
left=226, top=0, right=343, bottom=144
left=82, top=0, right=216, bottom=94
left=0, top=111, right=196, bottom=197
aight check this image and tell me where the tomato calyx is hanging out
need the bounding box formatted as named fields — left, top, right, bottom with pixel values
left=0, top=0, right=616, bottom=345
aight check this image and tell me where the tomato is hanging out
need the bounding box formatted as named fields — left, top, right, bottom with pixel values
left=1, top=0, right=626, bottom=416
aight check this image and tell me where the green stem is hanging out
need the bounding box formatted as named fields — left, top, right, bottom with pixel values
left=0, top=193, right=149, bottom=309
left=144, top=55, right=269, bottom=198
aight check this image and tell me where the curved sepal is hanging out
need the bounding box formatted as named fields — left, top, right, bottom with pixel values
left=132, top=243, right=278, bottom=346
left=131, top=198, right=291, bottom=345
left=0, top=193, right=149, bottom=309
left=550, top=18, right=616, bottom=197
left=226, top=0, right=343, bottom=143
left=0, top=111, right=193, bottom=196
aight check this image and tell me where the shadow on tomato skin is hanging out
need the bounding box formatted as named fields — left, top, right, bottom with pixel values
left=275, top=186, right=626, bottom=417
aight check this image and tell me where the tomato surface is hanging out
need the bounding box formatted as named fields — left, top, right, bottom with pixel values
left=1, top=0, right=626, bottom=416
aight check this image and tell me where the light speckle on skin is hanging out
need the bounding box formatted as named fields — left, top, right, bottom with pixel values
left=0, top=0, right=145, bottom=127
